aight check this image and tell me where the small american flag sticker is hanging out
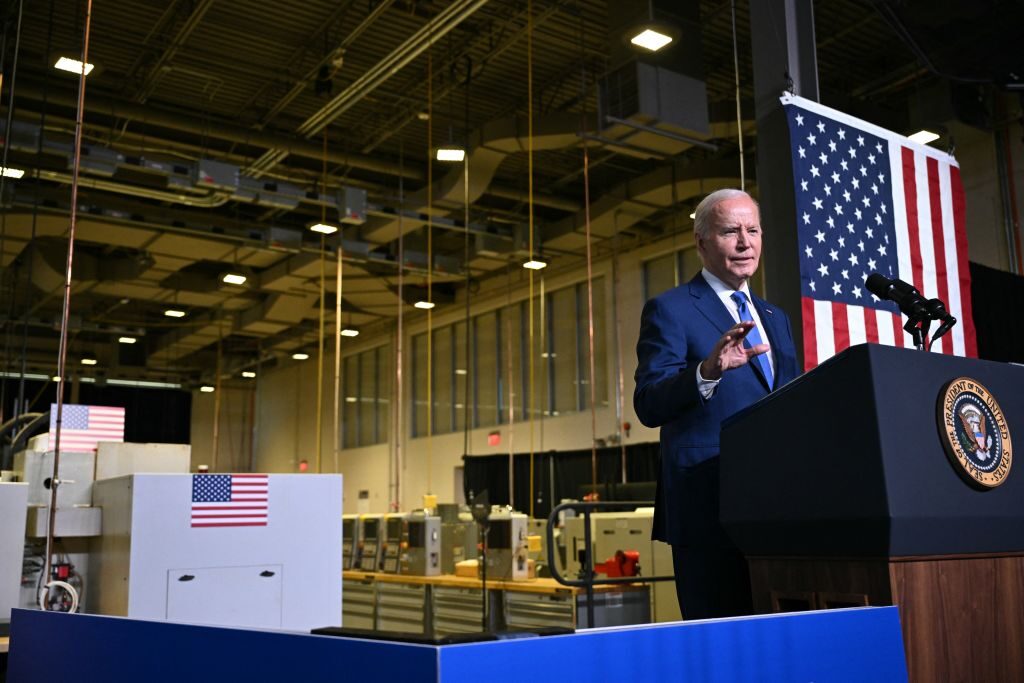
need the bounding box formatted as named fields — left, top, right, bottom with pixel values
left=191, top=474, right=269, bottom=527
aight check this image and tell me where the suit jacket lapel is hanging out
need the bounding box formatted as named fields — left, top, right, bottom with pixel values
left=689, top=274, right=736, bottom=335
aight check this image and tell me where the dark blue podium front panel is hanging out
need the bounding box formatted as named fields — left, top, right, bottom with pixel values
left=8, top=606, right=907, bottom=682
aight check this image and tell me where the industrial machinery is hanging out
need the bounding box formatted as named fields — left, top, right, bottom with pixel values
left=378, top=513, right=407, bottom=574
left=438, top=504, right=478, bottom=575
left=89, top=473, right=342, bottom=631
left=401, top=511, right=441, bottom=576
left=342, top=514, right=359, bottom=570
left=562, top=508, right=680, bottom=623
left=355, top=515, right=384, bottom=572
left=483, top=508, right=529, bottom=581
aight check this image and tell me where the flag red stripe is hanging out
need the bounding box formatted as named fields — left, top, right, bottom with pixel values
left=831, top=302, right=850, bottom=355
left=926, top=157, right=952, bottom=354
left=802, top=297, right=818, bottom=371
left=191, top=514, right=268, bottom=519
left=949, top=166, right=978, bottom=357
left=191, top=506, right=269, bottom=511
left=864, top=306, right=879, bottom=343
left=191, top=522, right=268, bottom=527
left=901, top=147, right=926, bottom=297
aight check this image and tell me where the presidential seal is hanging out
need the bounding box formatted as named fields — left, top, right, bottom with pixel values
left=938, top=377, right=1013, bottom=489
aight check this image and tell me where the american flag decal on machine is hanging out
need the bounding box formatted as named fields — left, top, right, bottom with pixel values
left=191, top=474, right=269, bottom=527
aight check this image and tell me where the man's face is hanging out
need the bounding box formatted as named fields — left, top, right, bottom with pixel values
left=697, top=196, right=762, bottom=290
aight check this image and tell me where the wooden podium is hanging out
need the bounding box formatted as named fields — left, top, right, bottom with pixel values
left=720, top=344, right=1023, bottom=683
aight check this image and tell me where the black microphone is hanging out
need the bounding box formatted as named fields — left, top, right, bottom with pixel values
left=865, top=273, right=929, bottom=318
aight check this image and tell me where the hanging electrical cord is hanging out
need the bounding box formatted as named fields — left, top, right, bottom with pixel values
left=731, top=0, right=745, bottom=191
left=425, top=48, right=434, bottom=496
left=612, top=248, right=628, bottom=482
left=526, top=0, right=536, bottom=518
left=392, top=140, right=405, bottom=511
left=576, top=3, right=598, bottom=491
left=461, top=56, right=472, bottom=469
left=315, top=130, right=328, bottom=473
left=333, top=243, right=342, bottom=473
left=212, top=324, right=223, bottom=470
left=0, top=0, right=26, bottom=426
left=505, top=263, right=515, bottom=506
left=41, top=0, right=91, bottom=613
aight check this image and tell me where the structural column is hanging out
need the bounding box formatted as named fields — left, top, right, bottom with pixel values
left=749, top=0, right=819, bottom=357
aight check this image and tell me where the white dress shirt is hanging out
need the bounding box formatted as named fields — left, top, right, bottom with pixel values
left=696, top=268, right=775, bottom=398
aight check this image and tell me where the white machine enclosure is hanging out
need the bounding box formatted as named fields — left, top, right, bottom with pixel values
left=0, top=482, right=29, bottom=620
left=342, top=513, right=359, bottom=570
left=89, top=473, right=342, bottom=631
left=401, top=513, right=441, bottom=576
left=484, top=509, right=528, bottom=581
left=13, top=450, right=95, bottom=507
left=95, top=442, right=190, bottom=479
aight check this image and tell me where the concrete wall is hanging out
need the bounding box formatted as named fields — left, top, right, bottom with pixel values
left=188, top=116, right=1021, bottom=514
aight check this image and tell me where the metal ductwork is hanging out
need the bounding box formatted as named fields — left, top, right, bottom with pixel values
left=598, top=0, right=712, bottom=158
left=27, top=240, right=154, bottom=294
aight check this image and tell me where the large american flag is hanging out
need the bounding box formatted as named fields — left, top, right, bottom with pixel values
left=48, top=404, right=125, bottom=452
left=191, top=474, right=269, bottom=527
left=782, top=93, right=977, bottom=369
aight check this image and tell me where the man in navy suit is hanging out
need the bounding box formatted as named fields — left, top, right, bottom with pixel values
left=634, top=189, right=799, bottom=619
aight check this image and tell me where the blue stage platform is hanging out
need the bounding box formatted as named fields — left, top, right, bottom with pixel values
left=8, top=607, right=907, bottom=682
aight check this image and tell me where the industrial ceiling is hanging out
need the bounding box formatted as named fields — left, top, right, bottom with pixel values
left=1, top=0, right=1020, bottom=387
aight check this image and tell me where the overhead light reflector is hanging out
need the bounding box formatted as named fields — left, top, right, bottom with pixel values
left=200, top=385, right=215, bottom=393
left=523, top=258, right=548, bottom=270
left=292, top=352, right=310, bottom=360
left=1, top=167, right=25, bottom=179
left=164, top=309, right=186, bottom=318
left=340, top=328, right=359, bottom=337
left=242, top=371, right=256, bottom=378
left=54, top=57, right=95, bottom=75
left=222, top=273, right=247, bottom=285
left=630, top=28, right=673, bottom=52
left=435, top=146, right=465, bottom=162
left=414, top=300, right=435, bottom=310
left=81, top=358, right=97, bottom=366
left=908, top=130, right=940, bottom=145
left=309, top=222, right=338, bottom=234
left=118, top=336, right=137, bottom=344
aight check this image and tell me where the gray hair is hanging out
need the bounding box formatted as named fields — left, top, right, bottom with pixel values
left=693, top=189, right=759, bottom=239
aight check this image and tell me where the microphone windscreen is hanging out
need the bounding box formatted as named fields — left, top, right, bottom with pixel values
left=865, top=273, right=892, bottom=299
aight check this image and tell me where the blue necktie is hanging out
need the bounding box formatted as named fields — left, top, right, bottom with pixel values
left=731, top=291, right=774, bottom=388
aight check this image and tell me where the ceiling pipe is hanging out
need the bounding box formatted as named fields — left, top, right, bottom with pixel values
left=13, top=83, right=425, bottom=181
left=245, top=0, right=491, bottom=177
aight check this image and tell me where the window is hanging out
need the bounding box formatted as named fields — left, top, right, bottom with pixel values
left=643, top=248, right=701, bottom=300
left=411, top=277, right=609, bottom=436
left=342, top=344, right=390, bottom=447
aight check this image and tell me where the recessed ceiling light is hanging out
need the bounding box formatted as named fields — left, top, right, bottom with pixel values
left=435, top=146, right=465, bottom=162
left=241, top=371, right=256, bottom=378
left=222, top=273, right=247, bottom=285
left=1, top=167, right=25, bottom=179
left=118, top=336, right=137, bottom=344
left=54, top=57, right=95, bottom=75
left=81, top=358, right=97, bottom=366
left=292, top=352, right=310, bottom=360
left=200, top=385, right=215, bottom=393
left=309, top=222, right=338, bottom=234
left=340, top=328, right=359, bottom=337
left=908, top=130, right=940, bottom=145
left=164, top=309, right=186, bottom=318
left=414, top=300, right=435, bottom=310
left=630, top=28, right=673, bottom=52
